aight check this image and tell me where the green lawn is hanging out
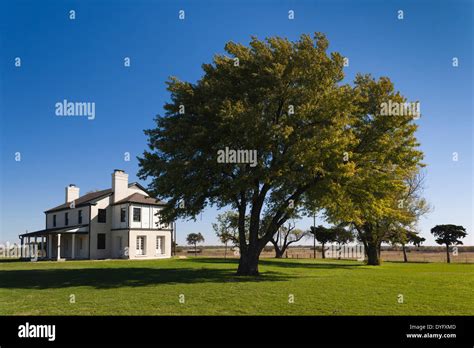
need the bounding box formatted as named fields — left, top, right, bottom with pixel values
left=0, top=257, right=472, bottom=315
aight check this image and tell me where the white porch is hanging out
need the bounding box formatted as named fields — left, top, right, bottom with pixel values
left=19, top=226, right=89, bottom=261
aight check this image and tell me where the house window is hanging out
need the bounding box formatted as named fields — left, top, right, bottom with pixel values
left=120, top=208, right=126, bottom=223
left=156, top=236, right=165, bottom=255
left=98, top=209, right=106, bottom=223
left=97, top=233, right=106, bottom=249
left=65, top=212, right=69, bottom=226
left=136, top=236, right=145, bottom=255
left=78, top=210, right=83, bottom=224
left=133, top=208, right=141, bottom=222
left=53, top=215, right=56, bottom=227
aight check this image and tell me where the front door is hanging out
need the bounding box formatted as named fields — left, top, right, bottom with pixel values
left=136, top=236, right=145, bottom=256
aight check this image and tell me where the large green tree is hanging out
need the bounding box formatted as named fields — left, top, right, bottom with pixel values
left=139, top=33, right=357, bottom=275
left=138, top=32, right=424, bottom=274
left=320, top=76, right=425, bottom=265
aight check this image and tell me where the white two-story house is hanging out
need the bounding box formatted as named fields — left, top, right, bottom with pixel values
left=19, top=170, right=174, bottom=260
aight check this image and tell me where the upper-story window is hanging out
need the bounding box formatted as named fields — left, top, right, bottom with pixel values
left=78, top=210, right=83, bottom=224
left=65, top=212, right=69, bottom=226
left=98, top=209, right=106, bottom=223
left=133, top=208, right=141, bottom=222
left=120, top=208, right=126, bottom=223
left=53, top=215, right=56, bottom=227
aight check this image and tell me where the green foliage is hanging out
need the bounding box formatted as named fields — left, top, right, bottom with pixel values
left=386, top=229, right=425, bottom=247
left=408, top=233, right=425, bottom=247
left=321, top=75, right=424, bottom=225
left=139, top=32, right=353, bottom=221
left=431, top=225, right=467, bottom=247
left=212, top=211, right=240, bottom=246
left=309, top=225, right=335, bottom=245
left=333, top=227, right=354, bottom=245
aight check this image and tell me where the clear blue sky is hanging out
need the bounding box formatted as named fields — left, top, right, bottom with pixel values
left=1, top=0, right=472, bottom=246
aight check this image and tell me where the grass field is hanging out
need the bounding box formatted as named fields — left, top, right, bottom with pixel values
left=0, top=257, right=472, bottom=315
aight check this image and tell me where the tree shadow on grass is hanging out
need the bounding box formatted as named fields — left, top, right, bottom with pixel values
left=259, top=259, right=366, bottom=270
left=0, top=266, right=294, bottom=290
left=185, top=257, right=365, bottom=270
left=179, top=257, right=239, bottom=265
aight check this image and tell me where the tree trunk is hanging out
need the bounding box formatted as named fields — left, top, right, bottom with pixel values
left=366, top=242, right=380, bottom=265
left=313, top=234, right=316, bottom=259
left=402, top=244, right=407, bottom=263
left=237, top=246, right=260, bottom=276
left=194, top=243, right=197, bottom=257
left=446, top=244, right=450, bottom=263
left=271, top=239, right=285, bottom=259
left=271, top=240, right=281, bottom=258
left=321, top=243, right=326, bottom=259
left=224, top=242, right=227, bottom=260
left=275, top=249, right=284, bottom=258
left=235, top=190, right=291, bottom=275
left=275, top=244, right=289, bottom=259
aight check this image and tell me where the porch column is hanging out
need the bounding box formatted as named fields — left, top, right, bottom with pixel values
left=71, top=234, right=75, bottom=259
left=40, top=237, right=44, bottom=259
left=48, top=234, right=52, bottom=259
left=27, top=237, right=30, bottom=258
left=20, top=237, right=23, bottom=259
left=57, top=233, right=61, bottom=261
left=34, top=236, right=38, bottom=258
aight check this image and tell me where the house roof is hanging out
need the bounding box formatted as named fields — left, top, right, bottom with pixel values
left=128, top=182, right=149, bottom=193
left=44, top=189, right=112, bottom=213
left=44, top=183, right=165, bottom=213
left=20, top=225, right=89, bottom=237
left=113, top=192, right=166, bottom=206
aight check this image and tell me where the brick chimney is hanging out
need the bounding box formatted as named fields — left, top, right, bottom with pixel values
left=112, top=169, right=129, bottom=203
left=65, top=184, right=80, bottom=203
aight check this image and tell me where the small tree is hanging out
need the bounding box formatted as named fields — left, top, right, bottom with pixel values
left=212, top=211, right=240, bottom=259
left=431, top=225, right=467, bottom=263
left=218, top=232, right=234, bottom=259
left=271, top=223, right=308, bottom=258
left=186, top=233, right=205, bottom=256
left=310, top=226, right=335, bottom=259
left=386, top=228, right=424, bottom=263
